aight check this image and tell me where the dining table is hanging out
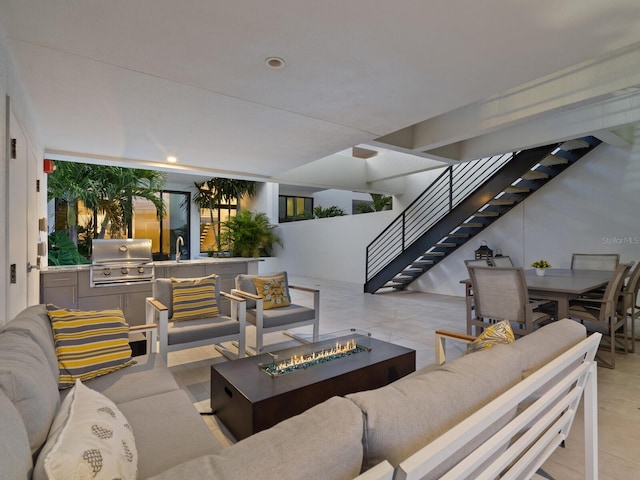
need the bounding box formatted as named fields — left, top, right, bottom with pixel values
left=461, top=268, right=613, bottom=320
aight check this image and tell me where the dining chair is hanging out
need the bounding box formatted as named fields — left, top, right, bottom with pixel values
left=570, top=253, right=619, bottom=271
left=463, top=259, right=492, bottom=333
left=491, top=256, right=514, bottom=267
left=466, top=265, right=553, bottom=337
left=618, top=262, right=640, bottom=353
left=567, top=262, right=630, bottom=368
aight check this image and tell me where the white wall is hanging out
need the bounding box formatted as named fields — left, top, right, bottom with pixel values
left=410, top=143, right=640, bottom=296
left=271, top=168, right=446, bottom=284
left=0, top=24, right=44, bottom=324
left=275, top=210, right=396, bottom=284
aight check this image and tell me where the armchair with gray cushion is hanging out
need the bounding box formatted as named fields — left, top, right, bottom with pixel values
left=232, top=271, right=319, bottom=354
left=145, top=275, right=246, bottom=362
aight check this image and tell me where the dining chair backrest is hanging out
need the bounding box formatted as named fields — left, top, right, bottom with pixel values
left=464, top=259, right=491, bottom=268
left=491, top=256, right=514, bottom=267
left=599, top=263, right=631, bottom=318
left=467, top=266, right=531, bottom=324
left=623, top=261, right=640, bottom=307
left=571, top=253, right=619, bottom=271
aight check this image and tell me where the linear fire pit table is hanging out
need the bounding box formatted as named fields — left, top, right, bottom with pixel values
left=210, top=331, right=416, bottom=440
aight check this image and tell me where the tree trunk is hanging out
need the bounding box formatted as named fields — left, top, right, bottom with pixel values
left=67, top=200, right=79, bottom=246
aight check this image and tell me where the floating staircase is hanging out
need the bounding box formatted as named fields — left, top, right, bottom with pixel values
left=364, top=137, right=602, bottom=294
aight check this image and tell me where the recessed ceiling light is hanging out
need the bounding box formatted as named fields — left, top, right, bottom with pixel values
left=265, top=57, right=285, bottom=69
left=166, top=155, right=178, bottom=163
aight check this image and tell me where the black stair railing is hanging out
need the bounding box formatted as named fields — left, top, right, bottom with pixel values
left=365, top=152, right=515, bottom=283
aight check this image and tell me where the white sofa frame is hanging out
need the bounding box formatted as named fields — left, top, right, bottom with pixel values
left=393, top=332, right=601, bottom=480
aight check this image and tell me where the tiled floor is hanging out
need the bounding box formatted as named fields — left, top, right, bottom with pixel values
left=169, top=275, right=640, bottom=478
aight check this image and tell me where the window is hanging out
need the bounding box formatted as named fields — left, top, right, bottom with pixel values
left=131, top=191, right=190, bottom=261
left=279, top=195, right=313, bottom=222
left=199, top=198, right=237, bottom=255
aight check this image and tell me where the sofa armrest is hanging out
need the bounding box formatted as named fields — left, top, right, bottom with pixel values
left=435, top=329, right=476, bottom=365
left=146, top=297, right=169, bottom=357
left=230, top=289, right=261, bottom=301
left=221, top=291, right=247, bottom=357
left=289, top=284, right=319, bottom=294
left=129, top=323, right=158, bottom=354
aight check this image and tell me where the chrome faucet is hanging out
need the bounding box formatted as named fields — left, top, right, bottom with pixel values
left=175, top=236, right=184, bottom=262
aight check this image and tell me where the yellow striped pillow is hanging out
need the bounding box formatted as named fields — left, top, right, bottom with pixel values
left=171, top=275, right=220, bottom=321
left=46, top=305, right=135, bottom=389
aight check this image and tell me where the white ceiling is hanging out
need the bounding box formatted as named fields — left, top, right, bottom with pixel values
left=2, top=0, right=640, bottom=193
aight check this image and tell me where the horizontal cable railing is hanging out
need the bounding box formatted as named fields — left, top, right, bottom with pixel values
left=366, top=153, right=515, bottom=282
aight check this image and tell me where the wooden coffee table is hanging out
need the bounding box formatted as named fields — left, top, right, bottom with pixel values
left=210, top=335, right=416, bottom=440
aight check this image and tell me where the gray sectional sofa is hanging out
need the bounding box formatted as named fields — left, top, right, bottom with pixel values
left=0, top=304, right=588, bottom=480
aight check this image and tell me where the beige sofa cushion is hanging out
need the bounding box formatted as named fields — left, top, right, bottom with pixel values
left=117, top=390, right=222, bottom=479
left=0, top=389, right=32, bottom=480
left=2, top=304, right=58, bottom=377
left=347, top=343, right=524, bottom=470
left=0, top=330, right=60, bottom=454
left=147, top=396, right=364, bottom=480
left=509, top=318, right=586, bottom=377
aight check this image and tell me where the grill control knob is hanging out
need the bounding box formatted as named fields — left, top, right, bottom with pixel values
left=137, top=266, right=145, bottom=274
left=103, top=268, right=111, bottom=277
left=121, top=267, right=129, bottom=275
left=119, top=245, right=128, bottom=252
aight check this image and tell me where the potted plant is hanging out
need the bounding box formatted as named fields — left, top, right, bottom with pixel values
left=531, top=259, right=552, bottom=276
left=221, top=210, right=282, bottom=258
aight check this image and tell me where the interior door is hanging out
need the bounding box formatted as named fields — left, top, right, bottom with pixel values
left=7, top=109, right=31, bottom=318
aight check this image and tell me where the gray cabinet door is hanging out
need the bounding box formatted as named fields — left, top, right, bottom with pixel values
left=123, top=291, right=149, bottom=327
left=78, top=294, right=123, bottom=312
left=42, top=286, right=77, bottom=309
left=166, top=265, right=207, bottom=278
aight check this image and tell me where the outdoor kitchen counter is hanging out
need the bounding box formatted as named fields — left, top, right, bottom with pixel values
left=40, top=257, right=261, bottom=273
left=40, top=258, right=260, bottom=325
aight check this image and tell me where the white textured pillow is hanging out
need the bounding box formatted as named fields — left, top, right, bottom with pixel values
left=34, top=380, right=137, bottom=480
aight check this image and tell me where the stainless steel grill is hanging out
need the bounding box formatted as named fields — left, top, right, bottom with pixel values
left=90, top=239, right=154, bottom=287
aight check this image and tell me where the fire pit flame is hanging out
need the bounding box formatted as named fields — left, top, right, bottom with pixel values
left=260, top=338, right=368, bottom=377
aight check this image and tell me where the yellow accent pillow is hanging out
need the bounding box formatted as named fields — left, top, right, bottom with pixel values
left=46, top=305, right=135, bottom=389
left=253, top=275, right=291, bottom=310
left=466, top=320, right=515, bottom=354
left=171, top=275, right=220, bottom=321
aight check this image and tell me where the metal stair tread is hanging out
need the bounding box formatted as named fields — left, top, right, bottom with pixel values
left=559, top=139, right=589, bottom=150
left=521, top=170, right=549, bottom=180
left=460, top=222, right=483, bottom=228
left=487, top=198, right=515, bottom=205
left=539, top=154, right=569, bottom=166
left=434, top=242, right=457, bottom=248
left=473, top=211, right=500, bottom=217
left=504, top=185, right=530, bottom=193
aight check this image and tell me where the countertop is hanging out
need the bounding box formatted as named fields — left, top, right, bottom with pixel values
left=40, top=257, right=261, bottom=274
